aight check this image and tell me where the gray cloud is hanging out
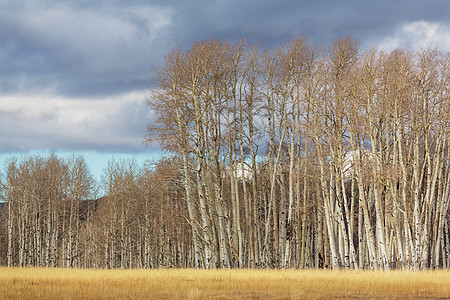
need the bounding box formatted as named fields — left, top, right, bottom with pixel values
left=0, top=0, right=449, bottom=154
left=0, top=1, right=171, bottom=96
left=160, top=0, right=450, bottom=49
left=2, top=0, right=449, bottom=95
left=0, top=90, right=151, bottom=153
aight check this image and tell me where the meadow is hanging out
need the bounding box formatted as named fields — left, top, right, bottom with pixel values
left=0, top=267, right=448, bottom=299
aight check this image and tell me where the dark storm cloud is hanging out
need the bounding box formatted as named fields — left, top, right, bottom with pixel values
left=1, top=0, right=449, bottom=97
left=160, top=0, right=449, bottom=49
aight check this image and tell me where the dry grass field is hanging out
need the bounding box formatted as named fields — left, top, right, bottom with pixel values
left=0, top=267, right=448, bottom=299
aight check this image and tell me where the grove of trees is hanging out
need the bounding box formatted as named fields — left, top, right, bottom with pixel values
left=0, top=155, right=191, bottom=269
left=0, top=36, right=448, bottom=270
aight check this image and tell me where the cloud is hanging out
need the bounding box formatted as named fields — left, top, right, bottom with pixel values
left=0, top=1, right=173, bottom=97
left=159, top=0, right=450, bottom=50
left=2, top=1, right=449, bottom=98
left=1, top=0, right=449, bottom=156
left=0, top=90, right=152, bottom=153
left=17, top=4, right=170, bottom=71
left=373, top=21, right=450, bottom=52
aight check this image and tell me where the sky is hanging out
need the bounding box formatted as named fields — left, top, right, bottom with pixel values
left=0, top=0, right=449, bottom=181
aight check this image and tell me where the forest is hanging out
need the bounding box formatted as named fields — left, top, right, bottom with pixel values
left=0, top=36, right=449, bottom=271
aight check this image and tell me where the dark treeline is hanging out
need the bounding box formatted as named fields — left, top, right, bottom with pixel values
left=1, top=36, right=449, bottom=270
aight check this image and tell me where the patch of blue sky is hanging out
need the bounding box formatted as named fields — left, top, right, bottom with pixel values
left=0, top=149, right=164, bottom=185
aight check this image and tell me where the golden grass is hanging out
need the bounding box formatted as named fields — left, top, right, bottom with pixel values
left=0, top=267, right=448, bottom=299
